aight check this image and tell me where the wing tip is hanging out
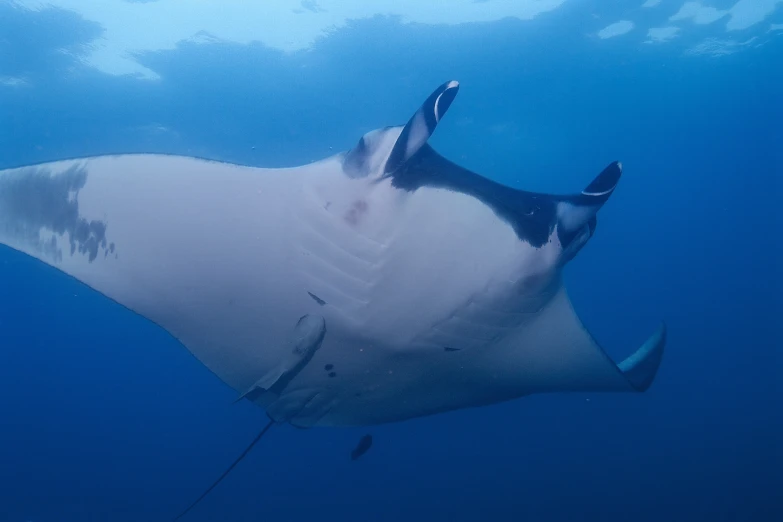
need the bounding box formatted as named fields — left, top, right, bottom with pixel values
left=617, top=321, right=667, bottom=392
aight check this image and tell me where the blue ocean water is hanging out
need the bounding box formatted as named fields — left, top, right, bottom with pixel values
left=0, top=1, right=780, bottom=521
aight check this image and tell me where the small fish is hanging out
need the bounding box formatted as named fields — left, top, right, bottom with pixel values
left=351, top=434, right=373, bottom=460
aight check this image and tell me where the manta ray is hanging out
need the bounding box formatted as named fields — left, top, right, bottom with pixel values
left=0, top=80, right=665, bottom=517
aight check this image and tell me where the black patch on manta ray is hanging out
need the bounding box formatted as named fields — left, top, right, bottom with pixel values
left=444, top=346, right=461, bottom=352
left=0, top=164, right=111, bottom=262
left=385, top=145, right=558, bottom=247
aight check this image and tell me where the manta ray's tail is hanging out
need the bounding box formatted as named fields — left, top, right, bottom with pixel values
left=171, top=419, right=275, bottom=521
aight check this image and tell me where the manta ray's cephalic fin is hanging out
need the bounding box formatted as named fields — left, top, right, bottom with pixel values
left=556, top=161, right=623, bottom=263
left=557, top=161, right=623, bottom=237
left=383, top=80, right=460, bottom=175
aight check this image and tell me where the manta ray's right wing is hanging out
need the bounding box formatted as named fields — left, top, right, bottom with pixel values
left=506, top=284, right=666, bottom=395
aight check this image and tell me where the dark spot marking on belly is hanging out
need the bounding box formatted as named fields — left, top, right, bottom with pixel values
left=328, top=372, right=337, bottom=378
left=343, top=199, right=369, bottom=226
left=324, top=363, right=334, bottom=371
left=444, top=346, right=461, bottom=352
left=307, top=291, right=326, bottom=306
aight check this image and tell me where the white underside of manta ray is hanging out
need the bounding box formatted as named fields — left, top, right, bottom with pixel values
left=0, top=80, right=665, bottom=430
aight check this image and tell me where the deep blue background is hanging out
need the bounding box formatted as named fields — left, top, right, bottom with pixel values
left=0, top=2, right=781, bottom=521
